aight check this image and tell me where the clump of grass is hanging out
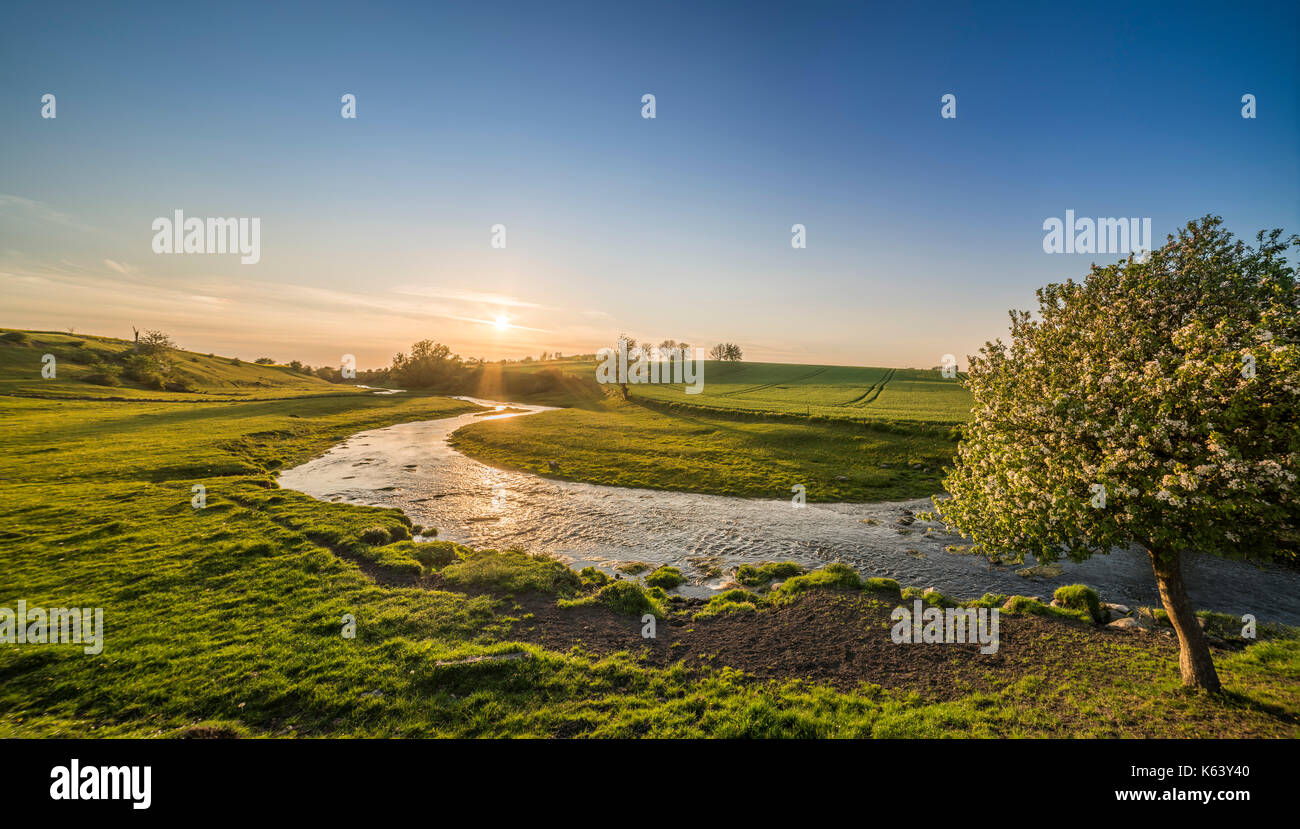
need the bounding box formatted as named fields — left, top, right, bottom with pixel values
left=862, top=577, right=901, bottom=597
left=441, top=549, right=582, bottom=596
left=1053, top=584, right=1103, bottom=623
left=578, top=566, right=611, bottom=588
left=615, top=561, right=649, bottom=575
left=395, top=540, right=466, bottom=573
left=1001, top=595, right=1089, bottom=623
left=692, top=588, right=761, bottom=620
left=559, top=580, right=665, bottom=617
left=360, top=524, right=409, bottom=545
left=735, top=561, right=804, bottom=587
left=965, top=593, right=1008, bottom=609
left=645, top=565, right=686, bottom=589
left=771, top=562, right=861, bottom=598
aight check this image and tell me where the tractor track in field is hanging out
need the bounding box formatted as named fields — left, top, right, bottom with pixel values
left=841, top=368, right=896, bottom=407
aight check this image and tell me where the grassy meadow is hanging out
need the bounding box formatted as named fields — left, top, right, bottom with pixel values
left=633, top=361, right=972, bottom=425
left=2, top=330, right=1298, bottom=738
left=451, top=358, right=968, bottom=502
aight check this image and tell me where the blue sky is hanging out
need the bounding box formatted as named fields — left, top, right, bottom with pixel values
left=2, top=0, right=1296, bottom=368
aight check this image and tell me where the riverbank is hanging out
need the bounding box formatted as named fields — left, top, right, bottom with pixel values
left=3, top=389, right=1298, bottom=738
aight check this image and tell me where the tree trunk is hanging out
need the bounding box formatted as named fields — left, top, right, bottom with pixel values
left=1147, top=547, right=1221, bottom=693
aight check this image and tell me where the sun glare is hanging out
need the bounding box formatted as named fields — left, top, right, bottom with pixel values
left=494, top=315, right=510, bottom=331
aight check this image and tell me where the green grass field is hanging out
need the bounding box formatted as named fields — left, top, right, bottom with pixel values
left=631, top=361, right=972, bottom=425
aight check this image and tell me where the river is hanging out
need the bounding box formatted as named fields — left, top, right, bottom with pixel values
left=277, top=397, right=1300, bottom=624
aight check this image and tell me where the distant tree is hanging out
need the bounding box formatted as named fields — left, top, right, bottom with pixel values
left=288, top=360, right=305, bottom=373
left=709, top=342, right=743, bottom=361
left=937, top=217, right=1300, bottom=692
left=137, top=330, right=175, bottom=358
left=391, top=340, right=476, bottom=391
left=254, top=357, right=275, bottom=365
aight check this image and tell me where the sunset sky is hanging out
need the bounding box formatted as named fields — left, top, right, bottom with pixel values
left=2, top=0, right=1297, bottom=369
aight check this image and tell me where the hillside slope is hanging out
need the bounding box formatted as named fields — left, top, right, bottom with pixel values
left=0, top=328, right=359, bottom=401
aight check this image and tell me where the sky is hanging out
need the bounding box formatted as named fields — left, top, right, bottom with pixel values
left=2, top=0, right=1297, bottom=370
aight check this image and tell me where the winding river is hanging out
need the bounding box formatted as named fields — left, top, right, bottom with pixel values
left=278, top=397, right=1300, bottom=625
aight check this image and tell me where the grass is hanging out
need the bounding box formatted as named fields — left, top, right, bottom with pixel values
left=0, top=327, right=358, bottom=401
left=2, top=333, right=1298, bottom=738
left=450, top=396, right=957, bottom=502
left=631, top=361, right=972, bottom=426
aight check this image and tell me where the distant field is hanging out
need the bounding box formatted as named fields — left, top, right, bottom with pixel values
left=0, top=328, right=359, bottom=401
left=623, top=361, right=971, bottom=425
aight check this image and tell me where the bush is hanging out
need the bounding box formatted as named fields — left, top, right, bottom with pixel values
left=1053, top=584, right=1103, bottom=623
left=579, top=567, right=611, bottom=588
left=82, top=361, right=121, bottom=386
left=645, top=565, right=686, bottom=589
left=2, top=331, right=29, bottom=343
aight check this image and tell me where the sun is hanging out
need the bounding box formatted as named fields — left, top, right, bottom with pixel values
left=493, top=315, right=510, bottom=331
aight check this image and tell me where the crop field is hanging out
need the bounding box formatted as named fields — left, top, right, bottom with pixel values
left=629, top=361, right=972, bottom=425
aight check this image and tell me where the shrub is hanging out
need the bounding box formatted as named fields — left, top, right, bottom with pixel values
left=645, top=565, right=686, bottom=589
left=579, top=567, right=610, bottom=588
left=1053, top=584, right=1103, bottom=623
left=82, top=361, right=121, bottom=386
left=1, top=331, right=29, bottom=343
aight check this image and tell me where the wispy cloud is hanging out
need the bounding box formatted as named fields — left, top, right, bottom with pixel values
left=0, top=194, right=97, bottom=234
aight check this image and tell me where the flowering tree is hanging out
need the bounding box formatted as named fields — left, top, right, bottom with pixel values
left=938, top=217, right=1299, bottom=691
